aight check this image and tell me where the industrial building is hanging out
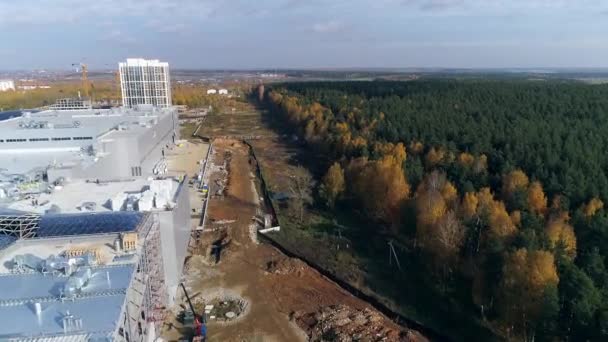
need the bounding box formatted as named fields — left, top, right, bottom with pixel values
left=0, top=79, right=15, bottom=92
left=119, top=59, right=172, bottom=108
left=0, top=58, right=196, bottom=341
left=0, top=104, right=178, bottom=185
left=0, top=174, right=192, bottom=341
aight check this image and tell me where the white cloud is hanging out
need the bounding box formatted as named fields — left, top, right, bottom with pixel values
left=0, top=0, right=220, bottom=25
left=388, top=0, right=608, bottom=13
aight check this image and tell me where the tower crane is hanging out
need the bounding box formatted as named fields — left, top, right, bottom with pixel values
left=71, top=62, right=89, bottom=98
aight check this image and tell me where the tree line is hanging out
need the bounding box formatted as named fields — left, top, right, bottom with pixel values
left=265, top=80, right=608, bottom=341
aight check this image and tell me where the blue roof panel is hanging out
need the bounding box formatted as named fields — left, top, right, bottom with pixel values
left=38, top=212, right=144, bottom=237
left=0, top=235, right=16, bottom=250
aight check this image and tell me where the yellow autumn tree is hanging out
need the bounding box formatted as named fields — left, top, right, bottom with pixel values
left=425, top=147, right=445, bottom=167
left=510, top=210, right=522, bottom=227
left=502, top=169, right=529, bottom=197
left=441, top=182, right=458, bottom=204
left=351, top=156, right=410, bottom=224
left=488, top=201, right=517, bottom=239
left=457, top=152, right=475, bottom=168
left=462, top=192, right=479, bottom=219
left=416, top=189, right=447, bottom=227
left=476, top=187, right=495, bottom=212
left=409, top=141, right=424, bottom=155
left=372, top=142, right=407, bottom=165
left=500, top=249, right=559, bottom=331
left=319, top=162, right=345, bottom=209
left=583, top=197, right=604, bottom=217
left=546, top=218, right=577, bottom=258
left=527, top=181, right=548, bottom=215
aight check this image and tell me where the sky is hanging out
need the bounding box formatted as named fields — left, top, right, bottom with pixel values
left=1, top=0, right=608, bottom=70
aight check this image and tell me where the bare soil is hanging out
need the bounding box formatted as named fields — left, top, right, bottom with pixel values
left=163, top=138, right=425, bottom=342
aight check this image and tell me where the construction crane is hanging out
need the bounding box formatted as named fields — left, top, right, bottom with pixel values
left=180, top=283, right=207, bottom=342
left=71, top=62, right=89, bottom=98
left=104, top=63, right=121, bottom=102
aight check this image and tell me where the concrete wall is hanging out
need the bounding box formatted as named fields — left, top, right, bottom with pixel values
left=47, top=110, right=178, bottom=183
left=138, top=112, right=177, bottom=176
left=157, top=177, right=191, bottom=306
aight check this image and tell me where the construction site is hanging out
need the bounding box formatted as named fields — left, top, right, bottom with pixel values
left=161, top=135, right=427, bottom=342
left=0, top=57, right=428, bottom=341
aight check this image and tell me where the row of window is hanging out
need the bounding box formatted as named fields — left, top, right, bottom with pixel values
left=0, top=136, right=93, bottom=143
left=131, top=166, right=142, bottom=177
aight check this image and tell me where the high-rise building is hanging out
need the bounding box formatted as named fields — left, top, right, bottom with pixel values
left=119, top=58, right=172, bottom=108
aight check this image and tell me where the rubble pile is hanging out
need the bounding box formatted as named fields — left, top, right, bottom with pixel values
left=266, top=257, right=307, bottom=276
left=295, top=305, right=418, bottom=342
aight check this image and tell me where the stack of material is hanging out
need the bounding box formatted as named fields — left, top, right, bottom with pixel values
left=139, top=190, right=155, bottom=211
left=111, top=193, right=127, bottom=211
left=151, top=179, right=174, bottom=208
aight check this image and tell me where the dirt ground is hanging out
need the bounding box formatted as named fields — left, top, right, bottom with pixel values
left=162, top=138, right=425, bottom=342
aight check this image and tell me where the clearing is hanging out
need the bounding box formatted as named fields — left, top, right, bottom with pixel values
left=161, top=134, right=424, bottom=341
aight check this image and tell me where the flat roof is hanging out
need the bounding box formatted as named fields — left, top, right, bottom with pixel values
left=0, top=293, right=127, bottom=340
left=0, top=107, right=172, bottom=139
left=0, top=106, right=176, bottom=175
left=0, top=265, right=134, bottom=302
left=6, top=178, right=181, bottom=214
left=0, top=149, right=92, bottom=175
left=0, top=235, right=137, bottom=339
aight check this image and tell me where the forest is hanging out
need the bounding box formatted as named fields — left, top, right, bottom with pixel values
left=264, top=80, right=608, bottom=341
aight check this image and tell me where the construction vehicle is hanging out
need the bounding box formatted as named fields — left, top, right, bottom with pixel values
left=180, top=283, right=207, bottom=342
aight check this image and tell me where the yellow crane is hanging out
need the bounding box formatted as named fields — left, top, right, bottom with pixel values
left=71, top=62, right=89, bottom=98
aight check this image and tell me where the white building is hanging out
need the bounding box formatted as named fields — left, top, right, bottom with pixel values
left=219, top=89, right=229, bottom=95
left=0, top=106, right=179, bottom=183
left=206, top=89, right=217, bottom=95
left=119, top=58, right=172, bottom=108
left=0, top=80, right=15, bottom=92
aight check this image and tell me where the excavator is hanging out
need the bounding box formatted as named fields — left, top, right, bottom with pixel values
left=180, top=283, right=207, bottom=342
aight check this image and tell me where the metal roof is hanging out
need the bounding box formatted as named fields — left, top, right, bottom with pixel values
left=0, top=265, right=134, bottom=303
left=37, top=212, right=144, bottom=237
left=0, top=264, right=134, bottom=340
left=0, top=295, right=125, bottom=340
left=0, top=235, right=16, bottom=250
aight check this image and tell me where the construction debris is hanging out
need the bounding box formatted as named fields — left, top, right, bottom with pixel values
left=294, top=305, right=418, bottom=342
left=266, top=258, right=307, bottom=276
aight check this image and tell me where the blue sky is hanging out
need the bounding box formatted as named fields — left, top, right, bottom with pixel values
left=1, top=0, right=608, bottom=70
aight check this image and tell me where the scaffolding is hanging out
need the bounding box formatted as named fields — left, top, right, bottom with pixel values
left=0, top=213, right=41, bottom=239
left=120, top=212, right=168, bottom=340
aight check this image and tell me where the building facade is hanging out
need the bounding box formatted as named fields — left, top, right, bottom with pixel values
left=0, top=106, right=179, bottom=184
left=0, top=80, right=15, bottom=92
left=119, top=59, right=172, bottom=108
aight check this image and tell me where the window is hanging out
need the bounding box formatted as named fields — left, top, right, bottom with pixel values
left=131, top=167, right=142, bottom=177
left=73, top=136, right=93, bottom=140
left=51, top=137, right=71, bottom=141
left=6, top=138, right=27, bottom=142
left=29, top=138, right=49, bottom=142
